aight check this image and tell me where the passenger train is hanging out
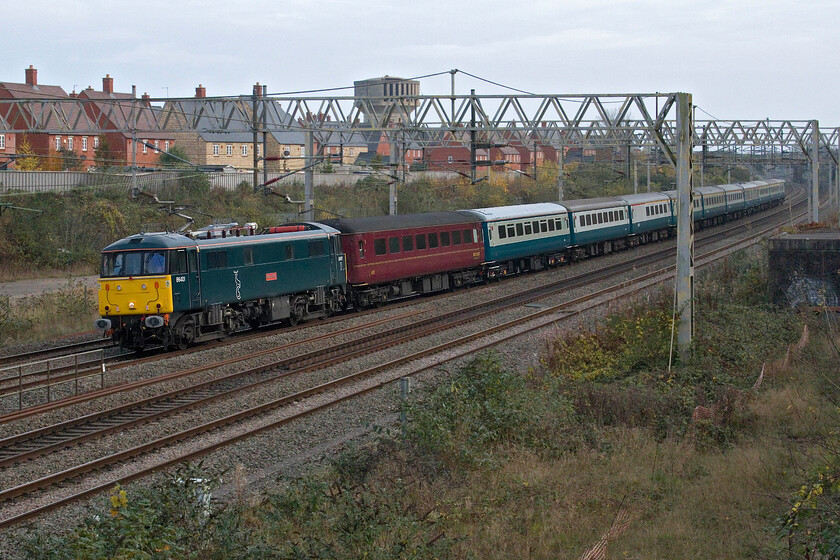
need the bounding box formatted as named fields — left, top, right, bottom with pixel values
left=94, top=179, right=785, bottom=350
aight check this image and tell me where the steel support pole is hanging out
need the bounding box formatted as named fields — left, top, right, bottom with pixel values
left=633, top=159, right=638, bottom=194
left=837, top=137, right=840, bottom=225
left=304, top=130, right=314, bottom=221
left=389, top=135, right=398, bottom=215
left=252, top=85, right=259, bottom=192
left=557, top=145, right=564, bottom=201
left=811, top=120, right=820, bottom=223
left=675, top=93, right=694, bottom=360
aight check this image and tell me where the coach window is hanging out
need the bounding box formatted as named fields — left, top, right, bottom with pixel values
left=428, top=232, right=438, bottom=248
left=389, top=236, right=400, bottom=254
left=374, top=238, right=387, bottom=256
left=555, top=218, right=563, bottom=230
left=357, top=240, right=365, bottom=258
left=243, top=247, right=254, bottom=266
left=285, top=245, right=295, bottom=260
left=524, top=222, right=532, bottom=235
left=441, top=231, right=451, bottom=246
left=402, top=235, right=413, bottom=251
left=506, top=225, right=515, bottom=238
left=547, top=219, right=555, bottom=232
left=532, top=220, right=540, bottom=233
left=540, top=220, right=547, bottom=233
left=498, top=226, right=507, bottom=239
left=416, top=234, right=427, bottom=250
left=452, top=230, right=462, bottom=244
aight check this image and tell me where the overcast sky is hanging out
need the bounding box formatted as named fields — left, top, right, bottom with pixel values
left=6, top=0, right=840, bottom=125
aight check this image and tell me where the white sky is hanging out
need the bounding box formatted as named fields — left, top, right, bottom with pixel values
left=6, top=0, right=840, bottom=125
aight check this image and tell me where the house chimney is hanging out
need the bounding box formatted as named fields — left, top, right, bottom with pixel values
left=141, top=93, right=151, bottom=107
left=103, top=74, right=114, bottom=94
left=195, top=84, right=206, bottom=98
left=253, top=82, right=262, bottom=97
left=25, top=65, right=37, bottom=86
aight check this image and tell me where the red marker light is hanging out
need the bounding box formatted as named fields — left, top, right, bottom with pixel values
left=105, top=284, right=110, bottom=291
left=155, top=281, right=159, bottom=289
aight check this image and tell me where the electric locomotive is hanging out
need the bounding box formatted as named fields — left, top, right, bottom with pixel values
left=95, top=223, right=347, bottom=350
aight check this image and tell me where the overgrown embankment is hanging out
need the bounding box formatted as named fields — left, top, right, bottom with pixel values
left=11, top=242, right=832, bottom=560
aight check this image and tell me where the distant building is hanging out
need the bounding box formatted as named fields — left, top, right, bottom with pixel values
left=162, top=84, right=306, bottom=172
left=76, top=74, right=176, bottom=169
left=0, top=66, right=92, bottom=169
left=354, top=76, right=420, bottom=125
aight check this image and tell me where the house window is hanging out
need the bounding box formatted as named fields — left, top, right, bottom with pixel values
left=142, top=140, right=148, bottom=154
left=154, top=140, right=159, bottom=152
left=55, top=137, right=61, bottom=151
left=0, top=134, right=4, bottom=149
left=241, top=145, right=248, bottom=156
left=448, top=155, right=453, bottom=163
left=165, top=141, right=170, bottom=151
left=213, top=144, right=220, bottom=156
left=94, top=136, right=100, bottom=149
left=226, top=145, right=233, bottom=156
left=81, top=137, right=88, bottom=151
left=67, top=137, right=73, bottom=150
left=257, top=145, right=262, bottom=156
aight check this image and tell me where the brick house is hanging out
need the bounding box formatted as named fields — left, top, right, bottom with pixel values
left=76, top=75, right=176, bottom=169
left=0, top=66, right=93, bottom=170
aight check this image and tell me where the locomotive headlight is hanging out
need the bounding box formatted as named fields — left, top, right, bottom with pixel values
left=141, top=283, right=147, bottom=290
left=129, top=301, right=136, bottom=309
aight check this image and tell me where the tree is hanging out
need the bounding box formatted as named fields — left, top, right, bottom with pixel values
left=15, top=135, right=40, bottom=171
left=158, top=145, right=191, bottom=168
left=57, top=147, right=86, bottom=170
left=94, top=135, right=115, bottom=169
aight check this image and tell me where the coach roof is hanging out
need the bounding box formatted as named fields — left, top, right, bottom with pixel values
left=321, top=212, right=482, bottom=234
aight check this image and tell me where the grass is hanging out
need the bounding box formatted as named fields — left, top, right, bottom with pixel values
left=0, top=280, right=99, bottom=346
left=8, top=251, right=840, bottom=559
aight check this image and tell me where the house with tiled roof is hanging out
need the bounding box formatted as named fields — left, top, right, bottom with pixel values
left=162, top=85, right=308, bottom=172
left=76, top=74, right=176, bottom=169
left=0, top=66, right=95, bottom=169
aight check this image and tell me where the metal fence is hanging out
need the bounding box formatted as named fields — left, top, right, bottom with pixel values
left=0, top=169, right=462, bottom=194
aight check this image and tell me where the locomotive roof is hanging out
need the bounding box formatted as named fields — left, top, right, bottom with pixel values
left=102, top=232, right=198, bottom=252
left=103, top=223, right=338, bottom=252
left=321, top=212, right=481, bottom=234
left=459, top=202, right=567, bottom=221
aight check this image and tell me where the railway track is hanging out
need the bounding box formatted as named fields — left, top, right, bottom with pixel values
left=0, top=189, right=806, bottom=529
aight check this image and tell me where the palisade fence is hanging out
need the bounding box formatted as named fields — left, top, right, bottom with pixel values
left=0, top=169, right=462, bottom=194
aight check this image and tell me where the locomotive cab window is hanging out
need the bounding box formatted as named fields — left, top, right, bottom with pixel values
left=285, top=245, right=294, bottom=260
left=243, top=247, right=254, bottom=266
